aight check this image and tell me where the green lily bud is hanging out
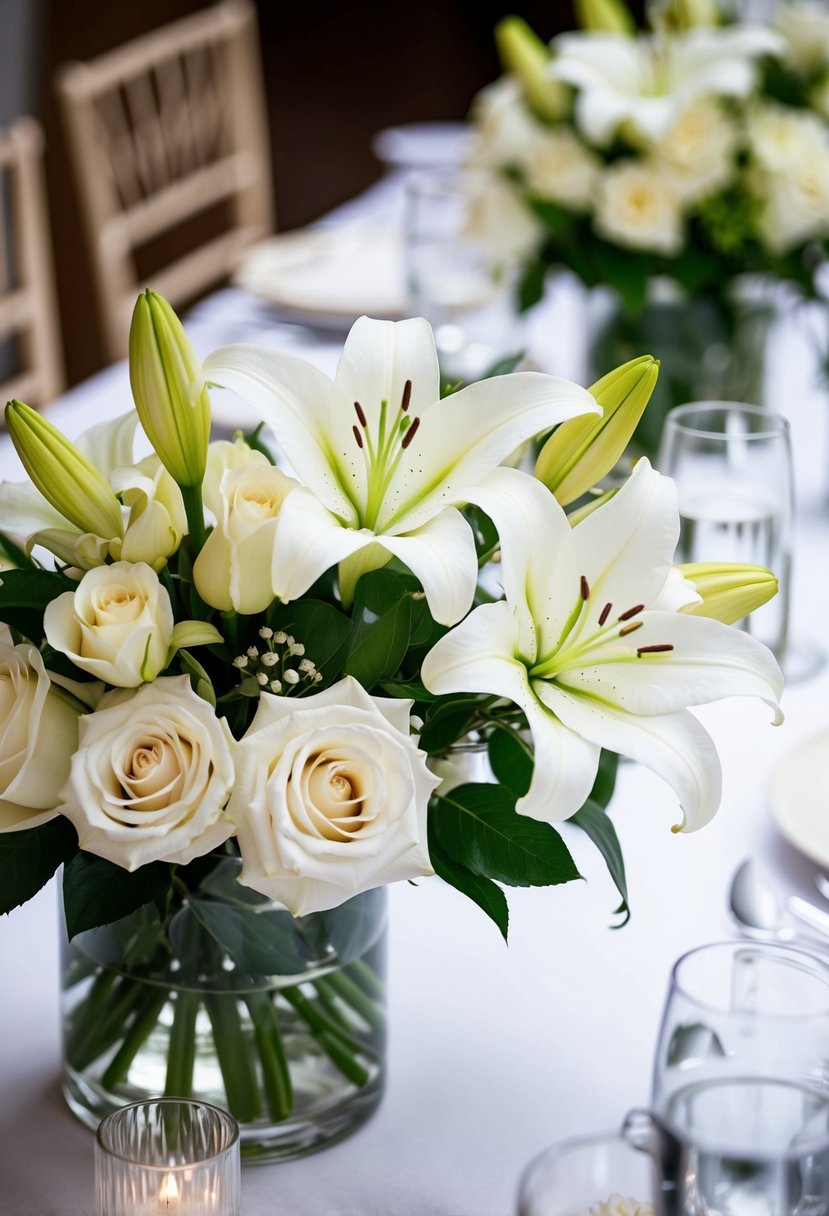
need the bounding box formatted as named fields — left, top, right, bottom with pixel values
left=658, top=0, right=719, bottom=30
left=5, top=400, right=123, bottom=540
left=535, top=355, right=659, bottom=506
left=495, top=17, right=568, bottom=123
left=678, top=563, right=778, bottom=624
left=574, top=0, right=636, bottom=35
left=129, top=291, right=211, bottom=489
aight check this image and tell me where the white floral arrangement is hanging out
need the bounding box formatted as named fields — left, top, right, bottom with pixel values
left=0, top=293, right=781, bottom=1123
left=467, top=0, right=829, bottom=318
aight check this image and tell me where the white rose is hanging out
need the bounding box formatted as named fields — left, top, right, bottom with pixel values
left=594, top=160, right=684, bottom=256
left=228, top=676, right=440, bottom=916
left=653, top=98, right=737, bottom=205
left=775, top=1, right=829, bottom=75
left=44, top=561, right=174, bottom=687
left=756, top=151, right=829, bottom=253
left=747, top=103, right=828, bottom=173
left=59, top=675, right=235, bottom=870
left=202, top=436, right=269, bottom=519
left=0, top=625, right=79, bottom=830
left=525, top=126, right=601, bottom=211
left=463, top=174, right=544, bottom=263
left=193, top=464, right=299, bottom=614
left=467, top=76, right=542, bottom=173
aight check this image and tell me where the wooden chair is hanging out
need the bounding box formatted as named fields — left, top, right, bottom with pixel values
left=0, top=118, right=63, bottom=408
left=56, top=0, right=274, bottom=361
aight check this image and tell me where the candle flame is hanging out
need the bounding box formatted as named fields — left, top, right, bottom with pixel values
left=159, top=1172, right=180, bottom=1205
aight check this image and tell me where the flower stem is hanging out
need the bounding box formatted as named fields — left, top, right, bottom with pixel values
left=101, top=986, right=169, bottom=1090
left=318, top=971, right=386, bottom=1032
left=69, top=978, right=145, bottom=1071
left=165, top=989, right=199, bottom=1098
left=244, top=991, right=293, bottom=1121
left=282, top=986, right=371, bottom=1087
left=345, top=959, right=385, bottom=1001
left=204, top=994, right=262, bottom=1122
left=180, top=482, right=206, bottom=556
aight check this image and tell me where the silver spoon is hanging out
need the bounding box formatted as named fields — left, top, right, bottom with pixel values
left=728, top=858, right=829, bottom=948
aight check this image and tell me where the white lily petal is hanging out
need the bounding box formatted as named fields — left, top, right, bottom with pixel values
left=516, top=689, right=600, bottom=824
left=0, top=481, right=75, bottom=540
left=76, top=412, right=138, bottom=477
left=380, top=373, right=599, bottom=532
left=558, top=610, right=784, bottom=720
left=270, top=488, right=377, bottom=603
left=203, top=344, right=357, bottom=523
left=538, top=682, right=722, bottom=832
left=378, top=507, right=478, bottom=627
left=571, top=459, right=678, bottom=625
left=333, top=316, right=440, bottom=431
left=466, top=467, right=573, bottom=656
left=421, top=600, right=526, bottom=698
left=650, top=567, right=701, bottom=613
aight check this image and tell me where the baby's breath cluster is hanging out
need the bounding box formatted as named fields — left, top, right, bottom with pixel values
left=232, top=625, right=322, bottom=696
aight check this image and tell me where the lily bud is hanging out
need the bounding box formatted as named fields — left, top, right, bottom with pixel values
left=495, top=17, right=568, bottom=122
left=129, top=291, right=211, bottom=488
left=659, top=0, right=719, bottom=30
left=535, top=355, right=658, bottom=505
left=678, top=563, right=778, bottom=624
left=5, top=400, right=123, bottom=540
left=574, top=0, right=636, bottom=35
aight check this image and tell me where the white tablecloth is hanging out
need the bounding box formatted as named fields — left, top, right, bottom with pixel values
left=1, top=191, right=829, bottom=1214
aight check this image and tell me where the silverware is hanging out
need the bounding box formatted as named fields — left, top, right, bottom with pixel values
left=728, top=858, right=829, bottom=947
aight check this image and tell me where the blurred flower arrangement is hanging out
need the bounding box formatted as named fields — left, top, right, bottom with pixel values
left=468, top=0, right=829, bottom=451
left=0, top=292, right=782, bottom=1153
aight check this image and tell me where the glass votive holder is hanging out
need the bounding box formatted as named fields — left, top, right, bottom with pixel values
left=95, top=1098, right=241, bottom=1216
left=517, top=1131, right=657, bottom=1215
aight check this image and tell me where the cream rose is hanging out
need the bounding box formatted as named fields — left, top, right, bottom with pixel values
left=202, top=435, right=269, bottom=519
left=594, top=160, right=684, bottom=256
left=193, top=464, right=299, bottom=614
left=0, top=625, right=79, bottom=830
left=466, top=76, right=541, bottom=173
left=59, top=675, right=235, bottom=869
left=653, top=98, right=737, bottom=205
left=44, top=561, right=174, bottom=687
left=525, top=127, right=601, bottom=211
left=228, top=676, right=440, bottom=916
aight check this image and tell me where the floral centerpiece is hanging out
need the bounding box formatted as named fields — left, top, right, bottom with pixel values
left=467, top=0, right=829, bottom=452
left=0, top=292, right=782, bottom=1158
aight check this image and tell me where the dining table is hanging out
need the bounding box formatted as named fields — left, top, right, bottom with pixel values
left=2, top=166, right=829, bottom=1216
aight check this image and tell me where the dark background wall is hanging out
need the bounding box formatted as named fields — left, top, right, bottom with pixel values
left=34, top=0, right=642, bottom=384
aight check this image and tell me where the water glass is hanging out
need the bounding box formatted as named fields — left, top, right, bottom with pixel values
left=404, top=167, right=522, bottom=382
left=656, top=402, right=792, bottom=664
left=518, top=1131, right=657, bottom=1215
left=95, top=1098, right=241, bottom=1215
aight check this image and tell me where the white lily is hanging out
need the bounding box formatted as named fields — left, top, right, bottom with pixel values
left=203, top=317, right=598, bottom=625
left=550, top=26, right=783, bottom=145
left=421, top=462, right=783, bottom=831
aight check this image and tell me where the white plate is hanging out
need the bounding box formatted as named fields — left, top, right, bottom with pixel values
left=769, top=729, right=829, bottom=868
left=233, top=228, right=406, bottom=328
left=371, top=121, right=470, bottom=169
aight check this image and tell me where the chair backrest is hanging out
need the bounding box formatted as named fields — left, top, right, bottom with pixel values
left=0, top=117, right=63, bottom=409
left=56, top=0, right=274, bottom=361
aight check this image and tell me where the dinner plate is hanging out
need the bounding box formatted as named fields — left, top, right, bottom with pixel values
left=768, top=729, right=829, bottom=868
left=233, top=227, right=406, bottom=328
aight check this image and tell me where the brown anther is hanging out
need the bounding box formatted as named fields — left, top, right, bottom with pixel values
left=352, top=424, right=364, bottom=450
left=619, top=620, right=644, bottom=637
left=580, top=575, right=590, bottom=601
left=401, top=416, right=420, bottom=450
left=401, top=379, right=412, bottom=412
left=598, top=602, right=612, bottom=626
left=354, top=401, right=367, bottom=428
left=636, top=643, right=674, bottom=657
left=618, top=603, right=645, bottom=622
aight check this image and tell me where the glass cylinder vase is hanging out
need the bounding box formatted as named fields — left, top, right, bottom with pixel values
left=585, top=276, right=776, bottom=458
left=61, top=858, right=387, bottom=1162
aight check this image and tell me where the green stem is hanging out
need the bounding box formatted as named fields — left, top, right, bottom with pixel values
left=181, top=482, right=207, bottom=556
left=102, top=986, right=169, bottom=1091
left=322, top=971, right=386, bottom=1031
left=69, top=978, right=145, bottom=1072
left=345, top=959, right=385, bottom=1001
left=165, top=989, right=200, bottom=1098
left=282, top=986, right=371, bottom=1087
left=204, top=994, right=262, bottom=1122
left=244, top=991, right=293, bottom=1121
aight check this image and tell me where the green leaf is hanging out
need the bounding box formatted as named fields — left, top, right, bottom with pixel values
left=589, top=749, right=619, bottom=811
left=243, top=422, right=276, bottom=464
left=190, top=900, right=309, bottom=977
left=345, top=594, right=412, bottom=687
left=481, top=351, right=525, bottom=379
left=570, top=798, right=630, bottom=926
left=318, top=887, right=386, bottom=964
left=0, top=568, right=70, bottom=639
left=487, top=725, right=532, bottom=797
left=431, top=782, right=581, bottom=887
left=418, top=695, right=484, bottom=754
left=0, top=530, right=35, bottom=568
left=428, top=823, right=509, bottom=942
left=270, top=599, right=351, bottom=687
left=63, top=852, right=171, bottom=938
left=0, top=815, right=77, bottom=915
left=354, top=568, right=435, bottom=648
left=378, top=679, right=437, bottom=702
left=518, top=253, right=548, bottom=312
left=198, top=857, right=268, bottom=907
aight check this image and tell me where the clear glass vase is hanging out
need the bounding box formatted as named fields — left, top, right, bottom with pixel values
left=585, top=276, right=776, bottom=458
left=60, top=858, right=387, bottom=1162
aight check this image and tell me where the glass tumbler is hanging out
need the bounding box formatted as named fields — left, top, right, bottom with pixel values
left=656, top=402, right=793, bottom=665
left=518, top=1131, right=657, bottom=1216
left=95, top=1098, right=241, bottom=1215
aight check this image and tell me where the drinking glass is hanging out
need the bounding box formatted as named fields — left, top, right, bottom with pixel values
left=95, top=1098, right=241, bottom=1215
left=517, top=1131, right=657, bottom=1216
left=404, top=167, right=523, bottom=383
left=657, top=402, right=794, bottom=663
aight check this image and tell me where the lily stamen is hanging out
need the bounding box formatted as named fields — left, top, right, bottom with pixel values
left=400, top=379, right=412, bottom=412
left=637, top=643, right=674, bottom=656
left=619, top=620, right=644, bottom=637
left=598, top=602, right=612, bottom=626
left=580, top=575, right=590, bottom=600
left=401, top=416, right=421, bottom=450
left=618, top=603, right=645, bottom=621
left=352, top=425, right=364, bottom=450
left=354, top=401, right=367, bottom=428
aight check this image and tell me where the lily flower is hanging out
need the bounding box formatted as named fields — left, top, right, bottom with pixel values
left=550, top=25, right=782, bottom=145
left=421, top=461, right=783, bottom=831
left=203, top=317, right=598, bottom=625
